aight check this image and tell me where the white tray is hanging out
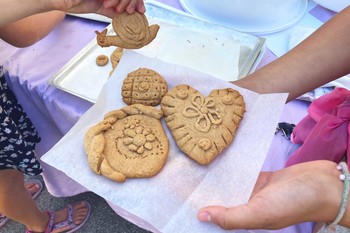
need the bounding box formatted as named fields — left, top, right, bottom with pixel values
left=50, top=0, right=265, bottom=103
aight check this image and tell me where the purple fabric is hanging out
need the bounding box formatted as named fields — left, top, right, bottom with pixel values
left=309, top=5, right=337, bottom=23
left=286, top=88, right=350, bottom=167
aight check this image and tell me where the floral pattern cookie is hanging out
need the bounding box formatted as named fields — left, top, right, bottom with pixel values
left=161, top=84, right=245, bottom=165
left=84, top=104, right=169, bottom=182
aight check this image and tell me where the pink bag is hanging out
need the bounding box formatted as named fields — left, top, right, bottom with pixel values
left=285, top=87, right=350, bottom=167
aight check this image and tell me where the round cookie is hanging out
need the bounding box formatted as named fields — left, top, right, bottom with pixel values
left=95, top=12, right=160, bottom=49
left=84, top=104, right=169, bottom=183
left=96, top=54, right=109, bottom=66
left=122, top=68, right=168, bottom=106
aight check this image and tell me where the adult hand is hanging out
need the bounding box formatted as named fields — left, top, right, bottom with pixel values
left=54, top=0, right=146, bottom=18
left=197, top=161, right=346, bottom=230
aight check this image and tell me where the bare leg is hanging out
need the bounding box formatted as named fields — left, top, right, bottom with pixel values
left=0, top=180, right=42, bottom=214
left=0, top=169, right=90, bottom=232
left=0, top=169, right=48, bottom=231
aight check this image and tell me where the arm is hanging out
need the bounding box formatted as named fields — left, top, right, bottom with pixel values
left=0, top=11, right=65, bottom=47
left=197, top=5, right=350, bottom=232
left=0, top=0, right=146, bottom=27
left=234, top=6, right=350, bottom=102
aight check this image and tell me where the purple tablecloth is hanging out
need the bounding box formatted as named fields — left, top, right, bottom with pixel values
left=0, top=1, right=337, bottom=232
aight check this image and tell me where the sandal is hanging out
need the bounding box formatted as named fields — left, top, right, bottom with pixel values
left=0, top=213, right=9, bottom=229
left=0, top=180, right=43, bottom=230
left=26, top=201, right=91, bottom=233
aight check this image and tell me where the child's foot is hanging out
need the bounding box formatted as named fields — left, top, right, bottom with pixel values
left=26, top=201, right=91, bottom=233
left=52, top=201, right=91, bottom=233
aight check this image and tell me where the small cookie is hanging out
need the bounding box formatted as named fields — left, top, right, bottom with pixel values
left=109, top=47, right=124, bottom=76
left=161, top=84, right=245, bottom=165
left=95, top=12, right=159, bottom=49
left=110, top=47, right=124, bottom=69
left=96, top=54, right=109, bottom=66
left=84, top=104, right=169, bottom=182
left=122, top=68, right=168, bottom=106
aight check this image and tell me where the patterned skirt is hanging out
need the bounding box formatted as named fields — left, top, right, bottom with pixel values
left=0, top=66, right=42, bottom=176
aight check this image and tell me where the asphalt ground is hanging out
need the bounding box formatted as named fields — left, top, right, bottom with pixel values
left=1, top=175, right=150, bottom=233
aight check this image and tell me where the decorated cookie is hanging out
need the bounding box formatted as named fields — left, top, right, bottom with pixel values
left=161, top=84, right=245, bottom=165
left=96, top=54, right=109, bottom=66
left=109, top=47, right=124, bottom=76
left=122, top=68, right=168, bottom=106
left=84, top=104, right=169, bottom=182
left=95, top=12, right=159, bottom=49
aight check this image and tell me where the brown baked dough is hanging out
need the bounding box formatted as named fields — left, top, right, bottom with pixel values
left=95, top=12, right=159, bottom=49
left=122, top=68, right=168, bottom=106
left=109, top=47, right=124, bottom=76
left=161, top=84, right=245, bottom=165
left=96, top=54, right=109, bottom=66
left=84, top=104, right=169, bottom=182
left=110, top=47, right=124, bottom=69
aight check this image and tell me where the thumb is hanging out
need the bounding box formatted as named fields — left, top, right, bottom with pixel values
left=197, top=205, right=265, bottom=230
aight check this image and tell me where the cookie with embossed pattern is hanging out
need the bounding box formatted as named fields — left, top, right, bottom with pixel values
left=95, top=12, right=159, bottom=49
left=160, top=84, right=245, bottom=165
left=84, top=104, right=169, bottom=182
left=122, top=68, right=168, bottom=106
left=109, top=47, right=124, bottom=76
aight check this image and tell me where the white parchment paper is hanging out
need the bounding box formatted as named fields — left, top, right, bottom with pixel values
left=42, top=50, right=287, bottom=233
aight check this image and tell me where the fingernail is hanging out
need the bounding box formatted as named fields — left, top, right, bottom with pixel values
left=198, top=211, right=211, bottom=222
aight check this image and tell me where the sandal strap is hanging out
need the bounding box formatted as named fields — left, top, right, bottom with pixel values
left=52, top=204, right=77, bottom=231
left=0, top=213, right=9, bottom=228
left=45, top=211, right=55, bottom=233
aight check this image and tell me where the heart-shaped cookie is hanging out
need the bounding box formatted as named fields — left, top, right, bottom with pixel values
left=161, top=84, right=245, bottom=165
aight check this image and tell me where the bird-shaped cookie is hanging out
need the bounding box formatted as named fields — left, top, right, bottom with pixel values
left=95, top=12, right=160, bottom=49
